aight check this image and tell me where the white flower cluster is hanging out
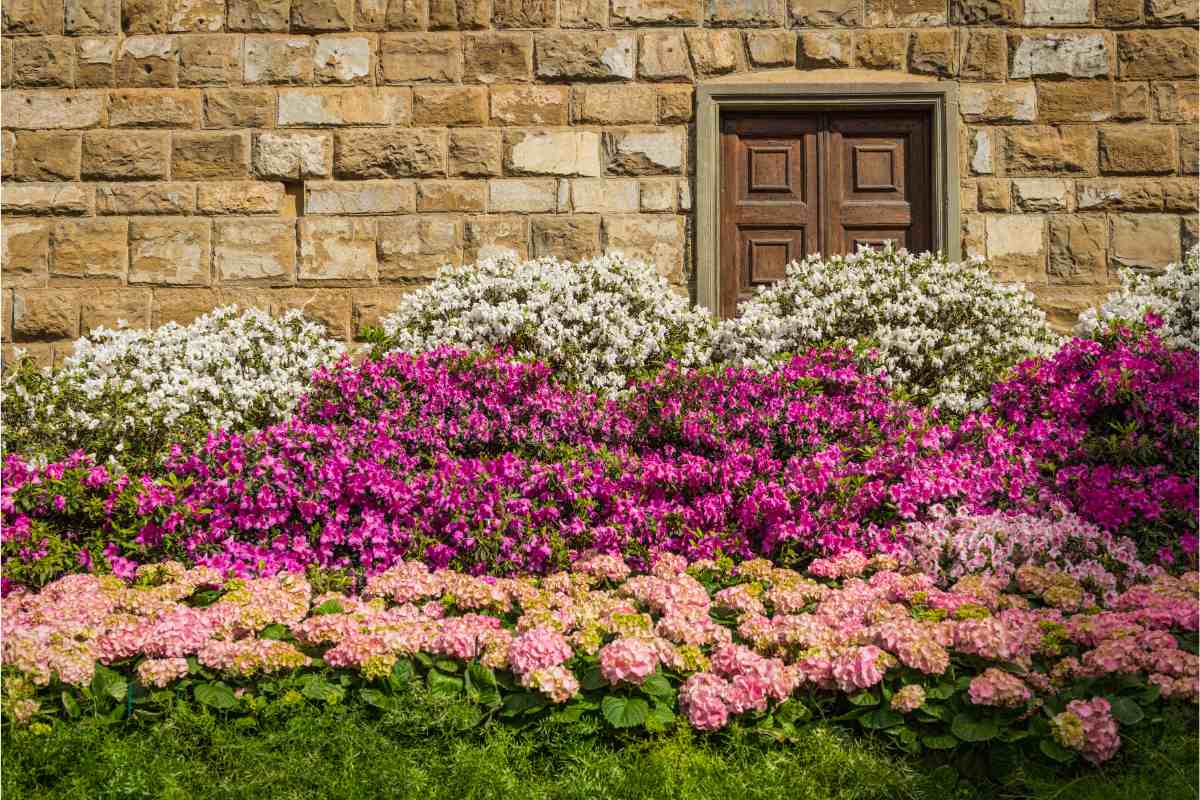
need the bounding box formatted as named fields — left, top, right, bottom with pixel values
left=1075, top=246, right=1199, bottom=350
left=3, top=306, right=343, bottom=465
left=379, top=252, right=714, bottom=396
left=711, top=246, right=1058, bottom=414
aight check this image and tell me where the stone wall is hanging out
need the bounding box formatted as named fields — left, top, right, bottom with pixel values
left=1, top=0, right=1197, bottom=364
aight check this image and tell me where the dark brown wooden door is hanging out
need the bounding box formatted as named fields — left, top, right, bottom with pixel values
left=719, top=109, right=933, bottom=318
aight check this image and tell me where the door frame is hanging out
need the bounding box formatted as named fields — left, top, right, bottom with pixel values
left=695, top=77, right=961, bottom=318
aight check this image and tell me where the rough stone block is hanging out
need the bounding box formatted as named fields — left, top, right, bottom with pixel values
left=255, top=131, right=331, bottom=179
left=333, top=128, right=446, bottom=177
left=465, top=215, right=527, bottom=260
left=377, top=217, right=463, bottom=280
left=413, top=87, right=489, bottom=126
left=417, top=180, right=487, bottom=212
left=115, top=36, right=179, bottom=87
left=798, top=31, right=851, bottom=68
left=1023, top=0, right=1089, bottom=24
left=3, top=0, right=65, bottom=33
left=1076, top=178, right=1164, bottom=211
left=865, top=0, right=945, bottom=26
left=1096, top=0, right=1140, bottom=24
left=213, top=219, right=295, bottom=285
left=378, top=34, right=462, bottom=83
left=610, top=0, right=700, bottom=24
left=685, top=30, right=741, bottom=76
left=1010, top=33, right=1109, bottom=79
left=167, top=0, right=224, bottom=30
left=493, top=0, right=554, bottom=26
left=505, top=130, right=602, bottom=177
left=97, top=182, right=195, bottom=214
left=12, top=37, right=75, bottom=88
left=977, top=178, right=1010, bottom=212
left=657, top=85, right=693, bottom=122
left=2, top=221, right=50, bottom=287
left=172, top=132, right=251, bottom=179
left=531, top=216, right=600, bottom=259
left=244, top=36, right=314, bottom=84
left=570, top=178, right=640, bottom=213
left=178, top=34, right=241, bottom=85
left=488, top=179, right=558, bottom=213
left=961, top=84, right=1036, bottom=122
left=204, top=88, right=275, bottom=128
left=298, top=218, right=378, bottom=283
left=1012, top=179, right=1071, bottom=212
left=492, top=85, right=569, bottom=125
left=1180, top=127, right=1199, bottom=175
left=910, top=29, right=956, bottom=77
left=1037, top=81, right=1114, bottom=122
left=1098, top=126, right=1176, bottom=174
left=464, top=33, right=532, bottom=83
left=855, top=30, right=908, bottom=70
left=1163, top=178, right=1199, bottom=213
left=108, top=89, right=201, bottom=127
left=13, top=132, right=81, bottom=181
left=969, top=128, right=993, bottom=175
left=1146, top=0, right=1196, bottom=23
left=449, top=129, right=502, bottom=176
left=746, top=31, right=796, bottom=68
left=2, top=184, right=94, bottom=215
left=536, top=33, right=636, bottom=81
left=129, top=219, right=212, bottom=285
left=1113, top=82, right=1150, bottom=120
left=291, top=0, right=354, bottom=29
left=227, top=0, right=290, bottom=29
left=80, top=289, right=152, bottom=332
left=1117, top=31, right=1198, bottom=80
left=277, top=87, right=411, bottom=126
left=149, top=288, right=216, bottom=326
left=12, top=290, right=80, bottom=341
left=352, top=287, right=417, bottom=337
left=787, top=0, right=860, bottom=25
left=67, top=0, right=120, bottom=33
left=313, top=35, right=372, bottom=84
left=275, top=289, right=352, bottom=338
left=706, top=0, right=783, bottom=27
left=81, top=130, right=170, bottom=179
left=305, top=180, right=415, bottom=214
left=196, top=181, right=285, bottom=214
left=1004, top=126, right=1097, bottom=175
left=603, top=129, right=685, bottom=175
left=1153, top=82, right=1199, bottom=124
left=5, top=92, right=105, bottom=130
left=639, top=31, right=693, bottom=81
left=640, top=179, right=677, bottom=212
left=428, top=0, right=490, bottom=28
left=602, top=214, right=685, bottom=281
left=559, top=0, right=607, bottom=26
left=75, top=38, right=117, bottom=87
left=1048, top=214, right=1106, bottom=284
left=1109, top=214, right=1180, bottom=270
left=574, top=85, right=656, bottom=124
left=985, top=214, right=1046, bottom=282
left=959, top=29, right=1005, bottom=80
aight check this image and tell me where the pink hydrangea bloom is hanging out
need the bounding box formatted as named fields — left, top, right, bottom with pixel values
left=508, top=628, right=573, bottom=676
left=598, top=637, right=659, bottom=685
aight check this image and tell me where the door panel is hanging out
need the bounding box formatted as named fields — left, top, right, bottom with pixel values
left=718, top=109, right=934, bottom=318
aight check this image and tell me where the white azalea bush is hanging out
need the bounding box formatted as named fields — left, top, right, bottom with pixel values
left=2, top=307, right=343, bottom=469
left=712, top=246, right=1057, bottom=414
left=1076, top=246, right=1199, bottom=350
left=378, top=252, right=714, bottom=397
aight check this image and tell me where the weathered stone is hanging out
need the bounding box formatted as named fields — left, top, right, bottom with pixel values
left=78, top=290, right=151, bottom=333
left=574, top=85, right=656, bottom=124
left=492, top=85, right=569, bottom=125
left=1153, top=82, right=1199, bottom=124
left=1004, top=126, right=1097, bottom=175
left=1, top=132, right=13, bottom=180
left=1012, top=179, right=1070, bottom=212
left=910, top=29, right=956, bottom=76
left=797, top=31, right=851, bottom=68
left=115, top=36, right=179, bottom=87
left=505, top=131, right=602, bottom=177
left=746, top=31, right=796, bottom=68
left=1109, top=214, right=1180, bottom=270
left=3, top=0, right=65, bottom=33
left=686, top=30, right=741, bottom=76
left=1096, top=0, right=1140, bottom=24
left=333, top=129, right=446, bottom=177
left=1181, top=127, right=1199, bottom=175
left=1117, top=31, right=1198, bottom=80
left=166, top=0, right=224, bottom=30
left=204, top=89, right=275, bottom=128
left=865, top=0, right=945, bottom=26
left=378, top=34, right=462, bottom=83
left=961, top=84, right=1036, bottom=122
left=75, top=38, right=117, bottom=87
left=1048, top=214, right=1107, bottom=284
left=1098, top=126, right=1175, bottom=174
left=464, top=33, right=533, bottom=84
left=2, top=184, right=93, bottom=215
left=352, top=288, right=416, bottom=337
left=275, top=289, right=352, bottom=338
left=1010, top=33, right=1109, bottom=79
left=291, top=0, right=354, bottom=30
left=444, top=130, right=499, bottom=177
left=313, top=35, right=372, bottom=83
left=569, top=178, right=640, bottom=212
left=2, top=221, right=50, bottom=287
left=855, top=30, right=908, bottom=70
left=129, top=219, right=212, bottom=285
left=298, top=218, right=377, bottom=283
left=603, top=129, right=684, bottom=175
left=12, top=290, right=79, bottom=341
left=639, top=31, right=693, bottom=81
left=1183, top=215, right=1199, bottom=253
left=255, top=131, right=331, bottom=179
left=417, top=180, right=487, bottom=212
left=639, top=179, right=676, bottom=212
left=412, top=87, right=489, bottom=126
left=657, top=85, right=693, bottom=122
left=610, top=0, right=699, bottom=23
left=985, top=214, right=1046, bottom=282
left=706, top=0, right=783, bottom=27
left=305, top=180, right=415, bottom=213
left=1146, top=0, right=1197, bottom=24
left=1024, top=0, right=1089, bottom=24
left=244, top=36, right=314, bottom=84
left=227, top=0, right=291, bottom=29
left=172, top=132, right=251, bottom=179
left=531, top=216, right=601, bottom=259
left=1037, top=81, right=1114, bottom=122
left=13, top=132, right=81, bottom=181
left=536, top=33, right=636, bottom=81
left=81, top=131, right=170, bottom=179
left=969, top=128, right=994, bottom=175
left=178, top=34, right=241, bottom=85
left=961, top=180, right=979, bottom=212
left=1076, top=178, right=1163, bottom=211
left=109, top=89, right=202, bottom=127
left=465, top=215, right=527, bottom=260
left=602, top=215, right=685, bottom=281
left=197, top=181, right=285, bottom=214
left=1112, top=82, right=1150, bottom=120
left=377, top=217, right=462, bottom=279
left=428, top=0, right=490, bottom=28
left=12, top=38, right=75, bottom=88
left=488, top=179, right=558, bottom=212
left=382, top=0, right=430, bottom=28
left=122, top=0, right=169, bottom=30
left=66, top=0, right=118, bottom=32
left=4, top=92, right=105, bottom=130
left=977, top=178, right=1010, bottom=212
left=277, top=88, right=412, bottom=126
left=493, top=0, right=554, bottom=26
left=961, top=212, right=985, bottom=259
left=1163, top=179, right=1199, bottom=213
left=959, top=29, right=1005, bottom=80
left=951, top=0, right=1017, bottom=23
left=97, top=182, right=195, bottom=214
left=787, top=0, right=860, bottom=25
left=213, top=219, right=295, bottom=285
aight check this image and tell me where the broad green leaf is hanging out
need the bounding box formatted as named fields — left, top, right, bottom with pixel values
left=61, top=691, right=80, bottom=718
left=848, top=690, right=879, bottom=706
left=579, top=665, right=606, bottom=691
left=259, top=624, right=289, bottom=640
left=194, top=682, right=237, bottom=710
left=922, top=734, right=958, bottom=750
left=1107, top=696, right=1145, bottom=725
left=775, top=700, right=811, bottom=725
left=640, top=674, right=674, bottom=702
left=313, top=600, right=344, bottom=616
left=501, top=691, right=547, bottom=717
left=601, top=695, right=649, bottom=729
left=951, top=712, right=1000, bottom=742
left=1039, top=738, right=1076, bottom=763
left=360, top=688, right=397, bottom=712
left=925, top=683, right=956, bottom=700
left=388, top=658, right=414, bottom=690
left=859, top=708, right=904, bottom=730
left=426, top=669, right=463, bottom=697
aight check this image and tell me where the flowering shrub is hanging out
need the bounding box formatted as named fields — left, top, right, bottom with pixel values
left=4, top=554, right=1196, bottom=771
left=711, top=247, right=1057, bottom=413
left=377, top=253, right=714, bottom=397
left=1076, top=246, right=1199, bottom=350
left=984, top=326, right=1199, bottom=563
left=2, top=307, right=343, bottom=470
left=2, top=349, right=1049, bottom=586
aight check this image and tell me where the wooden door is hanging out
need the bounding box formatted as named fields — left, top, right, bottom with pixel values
left=719, top=115, right=820, bottom=319
left=718, top=109, right=933, bottom=318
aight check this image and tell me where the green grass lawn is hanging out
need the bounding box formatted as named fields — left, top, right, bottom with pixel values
left=4, top=687, right=1196, bottom=800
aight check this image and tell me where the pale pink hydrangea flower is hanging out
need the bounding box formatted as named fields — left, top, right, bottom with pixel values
left=1055, top=697, right=1121, bottom=764
left=680, top=672, right=730, bottom=732
left=967, top=667, right=1032, bottom=707
left=523, top=664, right=579, bottom=703
left=831, top=645, right=894, bottom=693
left=890, top=684, right=926, bottom=713
left=136, top=657, right=190, bottom=688
left=598, top=637, right=659, bottom=685
left=508, top=627, right=573, bottom=676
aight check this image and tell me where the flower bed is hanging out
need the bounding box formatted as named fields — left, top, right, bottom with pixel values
left=3, top=552, right=1196, bottom=768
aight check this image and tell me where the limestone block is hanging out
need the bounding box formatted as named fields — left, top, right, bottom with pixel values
left=639, top=179, right=676, bottom=212
left=536, top=33, right=636, bottom=81
left=1109, top=214, right=1180, bottom=270
left=798, top=31, right=851, bottom=68
left=787, top=0, right=860, bottom=25
left=977, top=178, right=1010, bottom=212
left=227, top=0, right=290, bottom=29
left=639, top=31, right=693, bottom=81
left=1113, top=83, right=1151, bottom=120
left=1145, top=0, right=1196, bottom=23
left=277, top=88, right=411, bottom=126
left=865, top=0, right=945, bottom=26
left=413, top=87, right=489, bottom=126
left=4, top=92, right=105, bottom=130
left=1163, top=179, right=1199, bottom=213
left=313, top=36, right=372, bottom=84
left=196, top=181, right=285, bottom=214
left=706, top=0, right=783, bottom=27
left=574, top=85, right=656, bottom=124
left=417, top=180, right=487, bottom=212
left=67, top=0, right=120, bottom=32
left=428, top=0, right=489, bottom=28
left=570, top=178, right=640, bottom=213
left=1009, top=33, right=1109, bottom=79
left=969, top=128, right=993, bottom=175
left=1023, top=0, right=1089, bottom=24
left=1011, top=179, right=1071, bottom=212
left=531, top=216, right=601, bottom=259
left=213, top=219, right=295, bottom=285
left=244, top=36, right=314, bottom=84
left=172, top=132, right=251, bottom=179
left=352, top=287, right=417, bottom=337
left=1153, top=82, right=1199, bottom=124
left=378, top=34, right=462, bottom=83
left=1076, top=178, right=1163, bottom=211
left=603, top=129, right=685, bottom=175
left=685, top=30, right=741, bottom=76
left=746, top=31, right=796, bottom=68
left=1004, top=126, right=1097, bottom=175
left=203, top=89, right=275, bottom=128
left=291, top=0, right=355, bottom=30
left=1037, top=81, right=1114, bottom=122
left=959, top=29, right=1005, bottom=80
left=377, top=217, right=463, bottom=279
left=2, top=184, right=93, bottom=215
left=559, top=0, right=607, bottom=26
left=488, top=179, right=559, bottom=213
left=179, top=34, right=242, bottom=85
left=855, top=30, right=908, bottom=70
left=657, top=85, right=693, bottom=122
left=1098, top=126, right=1176, bottom=174
left=12, top=37, right=75, bottom=88
left=255, top=132, right=331, bottom=179
left=611, top=0, right=701, bottom=24
left=333, top=129, right=446, bottom=177
left=81, top=131, right=170, bottom=179
left=305, top=180, right=416, bottom=214
left=13, top=132, right=81, bottom=181
left=129, top=219, right=212, bottom=285
left=108, top=89, right=201, bottom=127
left=298, top=218, right=378, bottom=283
left=275, top=289, right=352, bottom=338
left=1117, top=31, right=1198, bottom=80
left=115, top=35, right=179, bottom=87
left=449, top=129, right=503, bottom=176
left=602, top=214, right=685, bottom=281
left=1096, top=0, right=1139, bottom=24
left=985, top=214, right=1046, bottom=282
left=961, top=83, right=1036, bottom=122
left=493, top=0, right=554, bottom=26
left=12, top=290, right=80, bottom=341
left=505, top=131, right=602, bottom=177
left=2, top=221, right=50, bottom=287
left=492, top=85, right=569, bottom=125
left=80, top=289, right=152, bottom=331
left=910, top=29, right=956, bottom=77
left=97, top=182, right=195, bottom=214
left=465, top=216, right=528, bottom=260
left=76, top=38, right=117, bottom=87
left=3, top=0, right=65, bottom=34
left=1048, top=214, right=1107, bottom=284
